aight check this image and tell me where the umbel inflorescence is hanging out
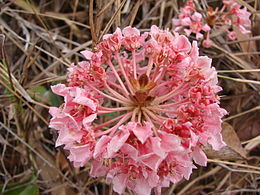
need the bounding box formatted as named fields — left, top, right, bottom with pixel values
left=49, top=25, right=227, bottom=195
left=172, top=0, right=251, bottom=48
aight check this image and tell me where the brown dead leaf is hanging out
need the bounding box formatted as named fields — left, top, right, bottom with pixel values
left=203, top=122, right=247, bottom=160
left=30, top=131, right=76, bottom=195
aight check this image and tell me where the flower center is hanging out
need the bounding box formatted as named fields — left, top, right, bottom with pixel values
left=129, top=73, right=156, bottom=107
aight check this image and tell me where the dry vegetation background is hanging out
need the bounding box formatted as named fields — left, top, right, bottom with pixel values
left=0, top=0, right=260, bottom=194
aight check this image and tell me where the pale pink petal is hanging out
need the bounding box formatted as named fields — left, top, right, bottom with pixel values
left=133, top=178, right=152, bottom=195
left=189, top=41, right=199, bottom=60
left=184, top=29, right=192, bottom=36
left=192, top=146, right=207, bottom=166
left=49, top=107, right=62, bottom=117
left=181, top=17, right=192, bottom=26
left=83, top=113, right=97, bottom=129
left=122, top=26, right=140, bottom=37
left=112, top=173, right=128, bottom=194
left=147, top=171, right=159, bottom=187
left=139, top=153, right=163, bottom=171
left=107, top=129, right=130, bottom=157
left=196, top=32, right=203, bottom=39
left=173, top=35, right=191, bottom=53
left=208, top=132, right=226, bottom=150
left=73, top=88, right=97, bottom=111
left=192, top=12, right=202, bottom=22
left=132, top=122, right=153, bottom=144
left=150, top=25, right=159, bottom=35
left=68, top=144, right=93, bottom=167
left=239, top=25, right=251, bottom=34
left=172, top=18, right=180, bottom=26
left=160, top=132, right=181, bottom=152
left=121, top=143, right=138, bottom=160
left=202, top=24, right=211, bottom=32
left=90, top=160, right=108, bottom=177
left=51, top=84, right=68, bottom=96
left=80, top=50, right=93, bottom=60
left=149, top=137, right=165, bottom=158
left=93, top=135, right=111, bottom=158
left=56, top=129, right=83, bottom=147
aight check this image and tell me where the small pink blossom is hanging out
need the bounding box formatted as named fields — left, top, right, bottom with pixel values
left=228, top=31, right=237, bottom=40
left=172, top=0, right=251, bottom=47
left=49, top=26, right=227, bottom=195
left=202, top=39, right=213, bottom=48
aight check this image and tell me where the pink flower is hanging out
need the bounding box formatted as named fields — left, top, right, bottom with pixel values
left=228, top=31, right=237, bottom=40
left=173, top=11, right=210, bottom=40
left=49, top=26, right=227, bottom=195
left=172, top=0, right=251, bottom=46
left=202, top=39, right=213, bottom=48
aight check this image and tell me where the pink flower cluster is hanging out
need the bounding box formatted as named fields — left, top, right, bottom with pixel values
left=172, top=0, right=251, bottom=47
left=49, top=26, right=227, bottom=195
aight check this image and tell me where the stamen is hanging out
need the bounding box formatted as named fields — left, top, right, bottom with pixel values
left=154, top=99, right=189, bottom=108
left=153, top=83, right=189, bottom=104
left=146, top=58, right=154, bottom=76
left=131, top=107, right=139, bottom=122
left=138, top=110, right=142, bottom=123
left=94, top=113, right=128, bottom=130
left=154, top=67, right=167, bottom=83
left=142, top=107, right=165, bottom=124
left=142, top=111, right=159, bottom=136
left=98, top=106, right=133, bottom=111
left=147, top=107, right=178, bottom=114
left=132, top=50, right=137, bottom=79
left=152, top=66, right=160, bottom=81
left=94, top=112, right=132, bottom=137
left=87, top=83, right=130, bottom=105
left=108, top=60, right=130, bottom=95
left=150, top=80, right=174, bottom=94
left=107, top=80, right=126, bottom=94
left=115, top=52, right=135, bottom=95
left=104, top=82, right=132, bottom=104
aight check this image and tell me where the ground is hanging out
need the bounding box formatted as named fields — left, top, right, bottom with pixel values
left=0, top=0, right=259, bottom=194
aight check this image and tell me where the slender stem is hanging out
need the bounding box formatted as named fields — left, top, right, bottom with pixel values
left=109, top=111, right=132, bottom=136
left=146, top=57, right=154, bottom=76
left=97, top=109, right=129, bottom=114
left=220, top=5, right=226, bottom=13
left=115, top=52, right=135, bottom=95
left=154, top=67, right=166, bottom=83
left=152, top=66, right=160, bottom=81
left=153, top=83, right=189, bottom=104
left=132, top=50, right=137, bottom=79
left=87, top=83, right=130, bottom=105
left=108, top=60, right=129, bottom=95
left=94, top=113, right=127, bottom=130
left=150, top=80, right=174, bottom=94
left=152, top=98, right=189, bottom=108
left=95, top=112, right=132, bottom=137
left=104, top=82, right=132, bottom=104
left=142, top=111, right=159, bottom=136
left=218, top=75, right=260, bottom=85
left=131, top=107, right=139, bottom=122
left=217, top=69, right=260, bottom=73
left=107, top=80, right=125, bottom=94
left=142, top=107, right=166, bottom=124
left=138, top=110, right=142, bottom=123
left=98, top=106, right=133, bottom=111
left=147, top=107, right=177, bottom=114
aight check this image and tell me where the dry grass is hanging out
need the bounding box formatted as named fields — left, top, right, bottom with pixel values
left=0, top=0, right=259, bottom=194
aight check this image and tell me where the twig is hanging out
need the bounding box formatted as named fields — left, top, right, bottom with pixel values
left=224, top=106, right=260, bottom=121
left=208, top=159, right=260, bottom=171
